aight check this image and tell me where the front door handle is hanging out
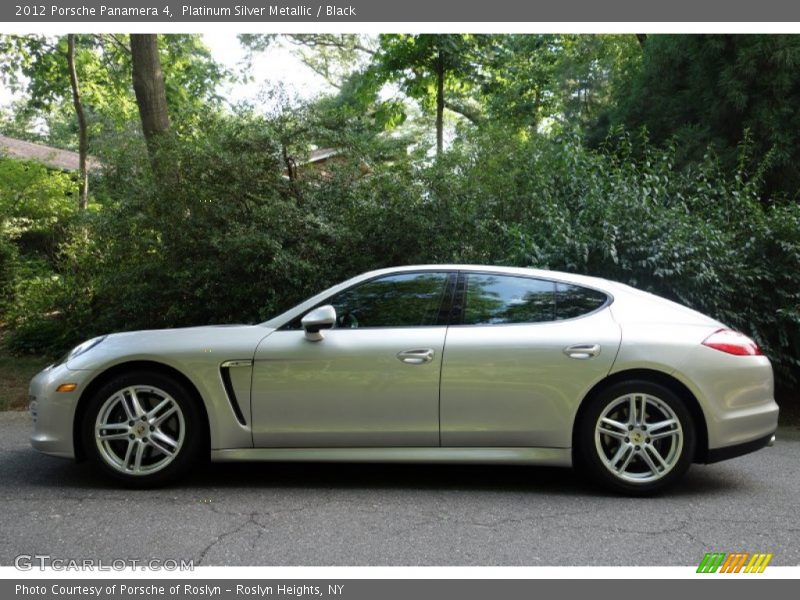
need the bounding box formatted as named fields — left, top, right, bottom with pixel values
left=563, top=344, right=601, bottom=360
left=397, top=348, right=435, bottom=365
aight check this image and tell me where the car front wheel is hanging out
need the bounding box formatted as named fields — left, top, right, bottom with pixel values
left=81, top=371, right=203, bottom=487
left=577, top=380, right=696, bottom=495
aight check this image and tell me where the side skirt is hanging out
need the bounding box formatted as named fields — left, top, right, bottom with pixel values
left=210, top=447, right=572, bottom=467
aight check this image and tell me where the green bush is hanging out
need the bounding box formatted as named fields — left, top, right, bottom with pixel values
left=0, top=158, right=78, bottom=258
left=420, top=127, right=800, bottom=383
left=0, top=234, right=18, bottom=315
left=0, top=157, right=81, bottom=336
left=5, top=116, right=799, bottom=389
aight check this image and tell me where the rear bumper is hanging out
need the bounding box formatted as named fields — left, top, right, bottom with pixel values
left=674, top=347, right=779, bottom=452
left=705, top=431, right=776, bottom=464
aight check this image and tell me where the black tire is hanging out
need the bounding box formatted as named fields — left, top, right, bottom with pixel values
left=576, top=380, right=696, bottom=495
left=81, top=370, right=205, bottom=488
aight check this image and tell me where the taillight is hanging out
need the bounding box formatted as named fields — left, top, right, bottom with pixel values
left=702, top=328, right=763, bottom=356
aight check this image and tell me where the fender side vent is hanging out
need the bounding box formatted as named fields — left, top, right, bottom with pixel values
left=219, top=364, right=248, bottom=426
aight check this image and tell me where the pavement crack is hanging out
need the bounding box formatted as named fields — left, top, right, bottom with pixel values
left=194, top=514, right=252, bottom=566
left=195, top=501, right=319, bottom=563
left=248, top=514, right=269, bottom=552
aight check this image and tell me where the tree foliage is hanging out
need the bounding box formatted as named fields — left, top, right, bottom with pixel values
left=0, top=34, right=226, bottom=149
left=606, top=34, right=800, bottom=198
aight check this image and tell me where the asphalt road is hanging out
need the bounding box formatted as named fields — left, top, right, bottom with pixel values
left=1, top=411, right=798, bottom=566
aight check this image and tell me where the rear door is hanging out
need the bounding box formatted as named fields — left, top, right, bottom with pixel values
left=440, top=272, right=621, bottom=448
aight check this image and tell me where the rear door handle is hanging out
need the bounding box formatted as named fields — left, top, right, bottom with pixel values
left=563, top=344, right=600, bottom=360
left=397, top=348, right=435, bottom=365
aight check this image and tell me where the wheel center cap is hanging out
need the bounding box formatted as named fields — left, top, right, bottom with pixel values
left=133, top=423, right=148, bottom=437
left=630, top=430, right=645, bottom=444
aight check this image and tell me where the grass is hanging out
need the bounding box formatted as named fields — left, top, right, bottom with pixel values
left=0, top=340, right=51, bottom=411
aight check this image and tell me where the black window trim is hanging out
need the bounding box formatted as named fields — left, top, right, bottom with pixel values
left=278, top=269, right=459, bottom=331
left=448, top=270, right=614, bottom=328
left=277, top=268, right=613, bottom=331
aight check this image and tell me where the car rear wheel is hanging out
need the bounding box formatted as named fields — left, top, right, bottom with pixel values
left=577, top=380, right=696, bottom=495
left=81, top=371, right=203, bottom=487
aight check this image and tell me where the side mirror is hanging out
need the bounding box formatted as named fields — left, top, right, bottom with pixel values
left=301, top=305, right=336, bottom=342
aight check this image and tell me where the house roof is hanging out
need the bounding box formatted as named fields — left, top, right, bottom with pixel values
left=0, top=135, right=100, bottom=172
left=306, top=148, right=339, bottom=163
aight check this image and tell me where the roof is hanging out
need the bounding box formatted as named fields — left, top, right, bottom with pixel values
left=0, top=135, right=100, bottom=172
left=356, top=264, right=615, bottom=290
left=262, top=264, right=617, bottom=328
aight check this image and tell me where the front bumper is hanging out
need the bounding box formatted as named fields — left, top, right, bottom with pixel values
left=29, top=362, right=91, bottom=459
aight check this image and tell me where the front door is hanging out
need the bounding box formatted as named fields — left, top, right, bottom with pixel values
left=251, top=271, right=453, bottom=447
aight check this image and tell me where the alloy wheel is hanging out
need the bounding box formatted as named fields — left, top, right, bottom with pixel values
left=94, top=386, right=186, bottom=476
left=594, top=392, right=684, bottom=484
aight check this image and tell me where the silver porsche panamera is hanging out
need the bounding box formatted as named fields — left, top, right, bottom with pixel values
left=29, top=265, right=778, bottom=494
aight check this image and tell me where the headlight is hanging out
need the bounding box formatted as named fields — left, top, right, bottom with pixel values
left=60, top=336, right=107, bottom=364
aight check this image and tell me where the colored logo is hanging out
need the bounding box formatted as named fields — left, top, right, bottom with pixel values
left=697, top=552, right=773, bottom=573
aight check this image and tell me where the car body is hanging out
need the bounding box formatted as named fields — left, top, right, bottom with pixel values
left=29, top=265, right=778, bottom=493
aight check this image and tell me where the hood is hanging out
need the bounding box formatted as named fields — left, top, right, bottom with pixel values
left=65, top=324, right=274, bottom=371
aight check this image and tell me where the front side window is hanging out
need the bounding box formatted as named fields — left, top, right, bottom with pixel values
left=462, top=274, right=555, bottom=325
left=326, top=272, right=450, bottom=329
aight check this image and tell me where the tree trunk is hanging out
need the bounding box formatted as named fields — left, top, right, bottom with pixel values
left=635, top=34, right=647, bottom=49
left=66, top=34, right=88, bottom=211
left=435, top=48, right=444, bottom=156
left=130, top=34, right=170, bottom=147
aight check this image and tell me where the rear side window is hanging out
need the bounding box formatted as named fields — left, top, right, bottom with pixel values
left=556, top=283, right=608, bottom=319
left=463, top=274, right=555, bottom=325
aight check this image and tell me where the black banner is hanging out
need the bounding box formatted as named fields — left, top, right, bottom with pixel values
left=5, top=579, right=798, bottom=600
left=5, top=0, right=800, bottom=22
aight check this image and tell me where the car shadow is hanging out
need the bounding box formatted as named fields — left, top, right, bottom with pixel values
left=6, top=446, right=745, bottom=498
